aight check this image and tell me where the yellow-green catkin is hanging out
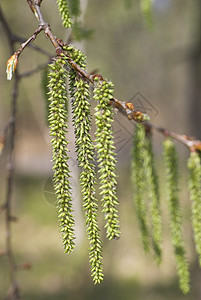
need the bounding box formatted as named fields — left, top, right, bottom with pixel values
left=67, top=47, right=103, bottom=284
left=57, top=0, right=72, bottom=28
left=70, top=75, right=104, bottom=284
left=94, top=78, right=121, bottom=240
left=48, top=57, right=75, bottom=254
left=145, top=136, right=162, bottom=264
left=163, top=139, right=190, bottom=294
left=131, top=124, right=150, bottom=252
left=188, top=151, right=201, bottom=266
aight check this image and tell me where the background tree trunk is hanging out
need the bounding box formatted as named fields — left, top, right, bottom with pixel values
left=188, top=0, right=201, bottom=138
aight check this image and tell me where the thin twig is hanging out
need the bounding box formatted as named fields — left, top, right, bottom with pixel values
left=0, top=4, right=22, bottom=299
left=0, top=7, right=51, bottom=57
left=19, top=61, right=51, bottom=78
left=4, top=73, right=21, bottom=300
left=15, top=26, right=44, bottom=58
left=145, top=122, right=201, bottom=152
left=13, top=34, right=52, bottom=57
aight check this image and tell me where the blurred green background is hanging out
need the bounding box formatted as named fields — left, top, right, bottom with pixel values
left=1, top=0, right=201, bottom=299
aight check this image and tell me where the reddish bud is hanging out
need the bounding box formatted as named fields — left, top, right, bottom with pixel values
left=125, top=102, right=134, bottom=110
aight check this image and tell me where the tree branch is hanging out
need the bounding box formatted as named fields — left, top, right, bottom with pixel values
left=15, top=26, right=44, bottom=58
left=15, top=2, right=201, bottom=153
left=145, top=122, right=201, bottom=152
left=4, top=74, right=21, bottom=300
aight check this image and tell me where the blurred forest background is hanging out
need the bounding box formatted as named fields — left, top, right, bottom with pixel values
left=0, top=0, right=201, bottom=299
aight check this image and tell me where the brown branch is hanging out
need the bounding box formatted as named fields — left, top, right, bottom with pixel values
left=0, top=4, right=53, bottom=298
left=0, top=4, right=22, bottom=300
left=15, top=26, right=44, bottom=58
left=5, top=0, right=201, bottom=154
left=145, top=122, right=201, bottom=152
left=6, top=3, right=148, bottom=125
left=3, top=2, right=147, bottom=124
left=13, top=35, right=52, bottom=57
left=4, top=73, right=21, bottom=300
left=2, top=0, right=201, bottom=154
left=0, top=6, right=50, bottom=57
left=0, top=118, right=13, bottom=155
left=25, top=2, right=201, bottom=153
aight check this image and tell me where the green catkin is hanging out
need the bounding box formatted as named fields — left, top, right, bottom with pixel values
left=163, top=139, right=190, bottom=294
left=145, top=136, right=162, bottom=264
left=57, top=0, right=72, bottom=28
left=48, top=57, right=75, bottom=254
left=70, top=75, right=104, bottom=284
left=72, top=21, right=92, bottom=41
left=94, top=79, right=121, bottom=240
left=69, top=0, right=80, bottom=17
left=131, top=124, right=150, bottom=253
left=188, top=151, right=201, bottom=266
left=62, top=44, right=86, bottom=69
left=140, top=0, right=153, bottom=29
left=67, top=49, right=103, bottom=284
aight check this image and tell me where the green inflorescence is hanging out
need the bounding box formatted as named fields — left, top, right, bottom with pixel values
left=131, top=125, right=162, bottom=261
left=163, top=139, right=190, bottom=294
left=131, top=124, right=149, bottom=251
left=48, top=57, right=75, bottom=254
left=46, top=43, right=197, bottom=294
left=63, top=44, right=86, bottom=68
left=72, top=21, right=93, bottom=41
left=69, top=0, right=80, bottom=17
left=188, top=151, right=201, bottom=266
left=45, top=38, right=200, bottom=294
left=131, top=124, right=151, bottom=253
left=68, top=50, right=104, bottom=284
left=57, top=0, right=72, bottom=28
left=131, top=124, right=150, bottom=253
left=144, top=135, right=162, bottom=264
left=43, top=40, right=201, bottom=293
left=94, top=78, right=121, bottom=240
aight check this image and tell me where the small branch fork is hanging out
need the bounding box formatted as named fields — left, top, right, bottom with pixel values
left=24, top=0, right=201, bottom=152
